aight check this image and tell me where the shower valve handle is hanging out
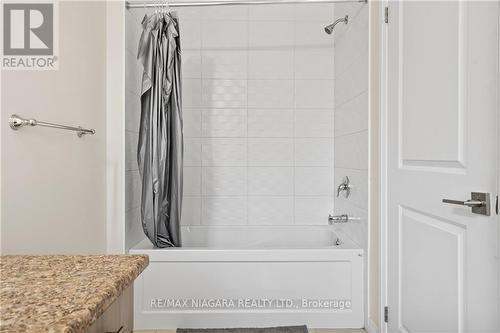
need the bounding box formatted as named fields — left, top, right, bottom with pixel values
left=337, top=176, right=351, bottom=198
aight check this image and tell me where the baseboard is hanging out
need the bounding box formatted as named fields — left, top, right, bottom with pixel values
left=365, top=318, right=379, bottom=333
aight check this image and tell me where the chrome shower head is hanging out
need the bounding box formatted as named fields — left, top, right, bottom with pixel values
left=324, top=15, right=349, bottom=34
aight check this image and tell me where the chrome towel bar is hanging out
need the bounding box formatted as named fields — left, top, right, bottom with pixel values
left=9, top=114, right=95, bottom=138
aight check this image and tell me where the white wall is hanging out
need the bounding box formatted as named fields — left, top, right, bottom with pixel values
left=125, top=2, right=338, bottom=239
left=1, top=1, right=107, bottom=254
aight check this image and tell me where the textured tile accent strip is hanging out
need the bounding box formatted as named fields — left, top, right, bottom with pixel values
left=0, top=255, right=149, bottom=333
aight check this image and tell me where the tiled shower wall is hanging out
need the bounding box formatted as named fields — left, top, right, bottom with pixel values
left=332, top=2, right=369, bottom=252
left=125, top=2, right=368, bottom=247
left=123, top=2, right=338, bottom=233
left=331, top=2, right=369, bottom=322
left=180, top=4, right=337, bottom=227
left=125, top=7, right=144, bottom=249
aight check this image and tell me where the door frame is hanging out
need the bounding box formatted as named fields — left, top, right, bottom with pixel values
left=497, top=2, right=500, bottom=327
left=378, top=2, right=500, bottom=333
left=378, top=0, right=389, bottom=331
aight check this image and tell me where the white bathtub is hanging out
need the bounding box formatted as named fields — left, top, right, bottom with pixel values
left=130, top=226, right=364, bottom=330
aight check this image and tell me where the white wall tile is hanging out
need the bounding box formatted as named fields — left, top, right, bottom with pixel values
left=182, top=50, right=202, bottom=78
left=332, top=2, right=365, bottom=25
left=201, top=197, right=247, bottom=225
left=125, top=206, right=144, bottom=248
left=249, top=21, right=294, bottom=48
left=180, top=19, right=202, bottom=50
left=202, top=167, right=247, bottom=196
left=249, top=4, right=295, bottom=21
left=202, top=109, right=247, bottom=137
left=201, top=50, right=248, bottom=79
left=295, top=48, right=334, bottom=79
left=124, top=6, right=365, bottom=230
left=184, top=138, right=202, bottom=167
left=181, top=196, right=202, bottom=226
left=125, top=130, right=139, bottom=171
left=202, top=138, right=247, bottom=166
left=334, top=11, right=369, bottom=77
left=183, top=109, right=202, bottom=138
left=294, top=196, right=333, bottom=225
left=175, top=7, right=201, bottom=21
left=248, top=109, right=294, bottom=137
left=334, top=55, right=368, bottom=107
left=125, top=170, right=142, bottom=212
left=334, top=167, right=368, bottom=211
left=334, top=91, right=368, bottom=137
left=184, top=167, right=202, bottom=195
left=331, top=200, right=368, bottom=249
left=331, top=2, right=368, bottom=253
left=248, top=167, right=294, bottom=195
left=130, top=6, right=150, bottom=22
left=125, top=14, right=146, bottom=250
left=295, top=109, right=334, bottom=137
left=248, top=139, right=294, bottom=166
left=202, top=79, right=247, bottom=108
left=295, top=80, right=335, bottom=109
left=248, top=80, right=294, bottom=108
left=294, top=4, right=334, bottom=21
left=295, top=22, right=334, bottom=48
left=332, top=3, right=368, bottom=45
left=125, top=50, right=142, bottom=96
left=125, top=12, right=141, bottom=54
left=334, top=130, right=368, bottom=170
left=125, top=92, right=141, bottom=132
left=295, top=167, right=334, bottom=196
left=248, top=197, right=293, bottom=225
left=182, top=79, right=203, bottom=107
left=202, top=21, right=248, bottom=49
left=202, top=6, right=249, bottom=21
left=295, top=138, right=334, bottom=166
left=248, top=50, right=294, bottom=79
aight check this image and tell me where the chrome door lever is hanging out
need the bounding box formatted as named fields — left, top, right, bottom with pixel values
left=442, top=199, right=484, bottom=207
left=442, top=192, right=491, bottom=216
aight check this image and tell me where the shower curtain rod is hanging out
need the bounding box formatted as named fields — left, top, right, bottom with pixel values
left=126, top=0, right=367, bottom=9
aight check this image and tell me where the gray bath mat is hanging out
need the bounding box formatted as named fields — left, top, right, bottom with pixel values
left=177, top=326, right=308, bottom=333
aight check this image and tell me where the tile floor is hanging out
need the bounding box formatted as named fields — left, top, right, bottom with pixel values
left=134, top=328, right=366, bottom=333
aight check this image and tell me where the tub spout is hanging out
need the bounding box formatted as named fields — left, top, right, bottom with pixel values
left=328, top=214, right=361, bottom=224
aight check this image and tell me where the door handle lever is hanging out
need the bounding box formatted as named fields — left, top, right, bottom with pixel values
left=442, top=192, right=491, bottom=216
left=442, top=199, right=485, bottom=207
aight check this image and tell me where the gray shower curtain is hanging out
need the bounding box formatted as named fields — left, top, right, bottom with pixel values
left=137, top=11, right=183, bottom=248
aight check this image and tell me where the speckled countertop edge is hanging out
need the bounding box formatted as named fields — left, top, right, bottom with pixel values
left=0, top=255, right=149, bottom=333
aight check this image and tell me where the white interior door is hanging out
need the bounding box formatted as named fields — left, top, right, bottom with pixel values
left=385, top=1, right=499, bottom=332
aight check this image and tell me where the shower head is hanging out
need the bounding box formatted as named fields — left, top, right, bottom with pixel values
left=324, top=15, right=349, bottom=35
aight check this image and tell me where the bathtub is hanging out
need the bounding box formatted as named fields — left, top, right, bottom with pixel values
left=130, top=226, right=364, bottom=329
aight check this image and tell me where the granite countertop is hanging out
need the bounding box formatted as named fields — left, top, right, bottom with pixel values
left=0, top=255, right=149, bottom=333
